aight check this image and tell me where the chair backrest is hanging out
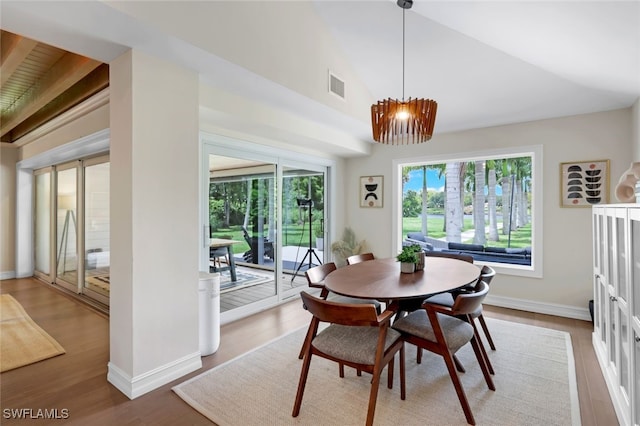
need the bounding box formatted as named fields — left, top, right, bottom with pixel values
left=241, top=225, right=252, bottom=245
left=448, top=281, right=489, bottom=315
left=304, top=262, right=337, bottom=289
left=480, top=265, right=496, bottom=285
left=346, top=252, right=375, bottom=265
left=424, top=251, right=474, bottom=263
left=300, top=291, right=379, bottom=326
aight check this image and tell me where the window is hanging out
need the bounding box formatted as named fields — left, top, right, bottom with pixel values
left=393, top=146, right=542, bottom=278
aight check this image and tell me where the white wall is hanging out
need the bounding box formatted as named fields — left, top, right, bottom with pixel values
left=108, top=50, right=201, bottom=398
left=632, top=97, right=640, bottom=161
left=344, top=108, right=632, bottom=317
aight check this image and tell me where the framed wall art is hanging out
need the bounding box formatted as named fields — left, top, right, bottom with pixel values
left=360, top=175, right=383, bottom=208
left=560, top=160, right=609, bottom=207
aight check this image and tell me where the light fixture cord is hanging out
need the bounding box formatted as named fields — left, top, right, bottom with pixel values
left=402, top=7, right=406, bottom=102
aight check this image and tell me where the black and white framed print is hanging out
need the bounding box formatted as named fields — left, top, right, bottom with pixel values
left=360, top=175, right=383, bottom=208
left=560, top=160, right=609, bottom=207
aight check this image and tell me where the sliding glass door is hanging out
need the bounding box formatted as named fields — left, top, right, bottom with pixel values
left=55, top=163, right=78, bottom=291
left=206, top=151, right=278, bottom=318
left=34, top=169, right=51, bottom=280
left=280, top=164, right=326, bottom=296
left=82, top=157, right=110, bottom=305
left=203, top=140, right=329, bottom=322
left=33, top=155, right=110, bottom=307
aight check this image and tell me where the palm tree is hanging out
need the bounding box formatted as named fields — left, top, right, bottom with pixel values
left=445, top=162, right=463, bottom=243
left=473, top=160, right=486, bottom=245
left=486, top=160, right=500, bottom=242
left=404, top=165, right=430, bottom=235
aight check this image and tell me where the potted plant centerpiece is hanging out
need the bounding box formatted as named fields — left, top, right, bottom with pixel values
left=396, top=246, right=418, bottom=273
left=406, top=244, right=425, bottom=271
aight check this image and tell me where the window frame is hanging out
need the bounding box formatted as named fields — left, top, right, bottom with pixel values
left=392, top=145, right=543, bottom=278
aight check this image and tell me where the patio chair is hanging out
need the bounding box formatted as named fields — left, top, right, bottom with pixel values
left=241, top=225, right=274, bottom=264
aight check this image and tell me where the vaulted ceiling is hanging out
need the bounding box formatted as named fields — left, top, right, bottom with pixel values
left=1, top=1, right=638, bottom=154
left=0, top=30, right=108, bottom=143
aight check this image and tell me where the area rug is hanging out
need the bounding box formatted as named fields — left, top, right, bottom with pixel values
left=219, top=270, right=272, bottom=293
left=173, top=318, right=580, bottom=425
left=0, top=294, right=65, bottom=372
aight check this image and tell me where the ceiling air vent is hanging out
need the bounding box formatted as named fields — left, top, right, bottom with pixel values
left=328, top=71, right=345, bottom=100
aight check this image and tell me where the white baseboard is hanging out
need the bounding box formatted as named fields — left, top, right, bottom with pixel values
left=485, top=294, right=592, bottom=322
left=107, top=351, right=202, bottom=399
left=0, top=271, right=16, bottom=280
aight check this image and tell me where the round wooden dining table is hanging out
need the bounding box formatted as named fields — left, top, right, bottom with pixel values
left=324, top=257, right=480, bottom=301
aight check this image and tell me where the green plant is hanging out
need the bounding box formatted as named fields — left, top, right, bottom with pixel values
left=313, top=222, right=324, bottom=238
left=396, top=246, right=418, bottom=263
left=405, top=244, right=422, bottom=253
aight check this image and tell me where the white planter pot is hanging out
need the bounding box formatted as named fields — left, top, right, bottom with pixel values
left=400, top=262, right=415, bottom=274
left=315, top=237, right=324, bottom=249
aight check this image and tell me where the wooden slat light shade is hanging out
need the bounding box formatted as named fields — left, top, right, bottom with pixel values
left=371, top=97, right=437, bottom=145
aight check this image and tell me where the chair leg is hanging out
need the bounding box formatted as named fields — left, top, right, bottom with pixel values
left=416, top=346, right=422, bottom=364
left=442, top=350, right=476, bottom=425
left=399, top=344, right=406, bottom=400
left=292, top=351, right=313, bottom=417
left=478, top=314, right=496, bottom=350
left=470, top=335, right=495, bottom=391
left=453, top=354, right=466, bottom=373
left=365, top=363, right=383, bottom=426
left=298, top=325, right=314, bottom=360
left=470, top=318, right=494, bottom=375
left=387, top=357, right=394, bottom=389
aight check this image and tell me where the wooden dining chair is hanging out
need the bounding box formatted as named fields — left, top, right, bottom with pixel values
left=293, top=291, right=405, bottom=426
left=346, top=252, right=375, bottom=265
left=299, top=263, right=382, bottom=362
left=392, top=281, right=494, bottom=425
left=472, top=265, right=497, bottom=350
left=422, top=265, right=497, bottom=374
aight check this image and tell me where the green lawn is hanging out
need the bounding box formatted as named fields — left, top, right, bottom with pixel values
left=211, top=225, right=311, bottom=254
left=212, top=217, right=532, bottom=254
left=403, top=217, right=531, bottom=249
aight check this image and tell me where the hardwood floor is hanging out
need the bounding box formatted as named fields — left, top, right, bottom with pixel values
left=1, top=277, right=617, bottom=425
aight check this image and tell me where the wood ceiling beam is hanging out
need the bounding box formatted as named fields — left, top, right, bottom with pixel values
left=6, top=64, right=109, bottom=142
left=0, top=53, right=102, bottom=138
left=0, top=31, right=39, bottom=87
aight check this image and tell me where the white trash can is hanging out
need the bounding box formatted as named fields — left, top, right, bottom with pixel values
left=198, top=271, right=221, bottom=356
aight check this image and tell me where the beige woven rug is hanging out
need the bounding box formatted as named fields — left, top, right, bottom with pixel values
left=173, top=317, right=580, bottom=425
left=0, top=294, right=65, bottom=372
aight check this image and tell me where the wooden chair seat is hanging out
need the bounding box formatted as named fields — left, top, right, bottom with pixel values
left=312, top=324, right=402, bottom=365
left=393, top=312, right=474, bottom=352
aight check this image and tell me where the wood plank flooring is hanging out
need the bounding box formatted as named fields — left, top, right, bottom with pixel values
left=0, top=277, right=618, bottom=425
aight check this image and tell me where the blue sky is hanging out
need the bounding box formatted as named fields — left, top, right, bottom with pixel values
left=404, top=168, right=503, bottom=195
left=404, top=169, right=445, bottom=193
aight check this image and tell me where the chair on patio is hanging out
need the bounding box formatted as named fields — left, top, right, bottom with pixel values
left=293, top=291, right=405, bottom=426
left=392, top=281, right=494, bottom=425
left=241, top=226, right=274, bottom=264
